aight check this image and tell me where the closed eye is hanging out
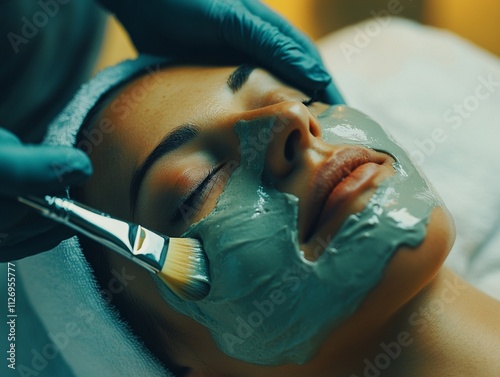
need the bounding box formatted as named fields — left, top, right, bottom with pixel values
left=170, top=162, right=228, bottom=226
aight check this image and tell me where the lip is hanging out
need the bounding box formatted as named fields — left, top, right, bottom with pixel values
left=304, top=147, right=390, bottom=242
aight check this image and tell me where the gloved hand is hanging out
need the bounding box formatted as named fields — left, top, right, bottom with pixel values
left=97, top=0, right=344, bottom=104
left=0, top=128, right=92, bottom=262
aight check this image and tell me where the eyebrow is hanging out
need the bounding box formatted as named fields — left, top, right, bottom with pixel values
left=227, top=64, right=255, bottom=92
left=129, top=124, right=200, bottom=213
left=129, top=65, right=255, bottom=214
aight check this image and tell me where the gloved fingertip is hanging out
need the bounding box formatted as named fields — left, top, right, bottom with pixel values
left=54, top=149, right=93, bottom=185
left=318, top=83, right=346, bottom=105
left=70, top=149, right=93, bottom=176
left=0, top=128, right=21, bottom=144
left=286, top=53, right=331, bottom=86
left=307, top=65, right=332, bottom=86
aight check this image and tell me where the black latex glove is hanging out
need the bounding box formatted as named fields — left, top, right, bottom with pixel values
left=0, top=128, right=92, bottom=262
left=97, top=0, right=344, bottom=104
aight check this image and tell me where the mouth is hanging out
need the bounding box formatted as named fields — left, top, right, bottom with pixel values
left=304, top=147, right=393, bottom=243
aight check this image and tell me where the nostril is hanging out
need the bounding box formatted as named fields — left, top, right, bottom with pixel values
left=284, top=129, right=301, bottom=161
left=309, top=123, right=320, bottom=137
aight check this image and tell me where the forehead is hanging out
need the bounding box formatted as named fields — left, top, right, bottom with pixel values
left=106, top=65, right=237, bottom=158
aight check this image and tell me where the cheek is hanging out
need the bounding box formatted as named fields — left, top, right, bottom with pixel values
left=135, top=173, right=175, bottom=232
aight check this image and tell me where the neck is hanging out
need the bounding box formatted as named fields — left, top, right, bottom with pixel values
left=332, top=268, right=500, bottom=377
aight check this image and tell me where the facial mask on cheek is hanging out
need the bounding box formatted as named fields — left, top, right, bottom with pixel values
left=152, top=106, right=441, bottom=365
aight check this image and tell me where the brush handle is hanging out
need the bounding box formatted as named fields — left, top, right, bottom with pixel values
left=18, top=195, right=138, bottom=260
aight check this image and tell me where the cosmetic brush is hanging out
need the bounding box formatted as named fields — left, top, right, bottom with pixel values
left=18, top=195, right=210, bottom=300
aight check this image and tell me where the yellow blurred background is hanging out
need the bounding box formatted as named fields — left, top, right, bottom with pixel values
left=95, top=0, right=500, bottom=73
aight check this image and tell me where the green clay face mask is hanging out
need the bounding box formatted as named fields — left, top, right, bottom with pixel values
left=153, top=106, right=441, bottom=365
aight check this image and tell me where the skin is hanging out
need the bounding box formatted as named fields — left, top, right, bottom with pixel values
left=79, top=65, right=500, bottom=376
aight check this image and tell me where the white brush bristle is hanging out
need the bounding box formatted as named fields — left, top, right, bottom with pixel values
left=160, top=238, right=210, bottom=300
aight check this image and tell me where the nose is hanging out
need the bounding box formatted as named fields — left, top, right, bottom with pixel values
left=259, top=101, right=321, bottom=180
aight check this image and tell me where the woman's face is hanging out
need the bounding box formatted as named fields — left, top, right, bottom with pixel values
left=81, top=65, right=454, bottom=375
